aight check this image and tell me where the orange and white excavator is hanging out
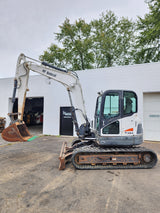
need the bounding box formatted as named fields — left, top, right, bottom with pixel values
left=2, top=53, right=158, bottom=170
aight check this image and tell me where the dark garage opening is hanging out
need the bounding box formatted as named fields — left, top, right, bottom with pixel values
left=12, top=97, right=44, bottom=135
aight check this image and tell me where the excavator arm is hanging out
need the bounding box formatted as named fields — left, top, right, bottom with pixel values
left=2, top=53, right=90, bottom=142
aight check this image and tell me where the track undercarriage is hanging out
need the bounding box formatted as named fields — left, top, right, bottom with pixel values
left=59, top=140, right=158, bottom=170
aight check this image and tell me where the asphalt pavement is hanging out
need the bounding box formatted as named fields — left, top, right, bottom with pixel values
left=0, top=134, right=160, bottom=213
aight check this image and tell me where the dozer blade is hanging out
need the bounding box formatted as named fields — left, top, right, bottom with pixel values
left=1, top=121, right=32, bottom=142
left=59, top=142, right=73, bottom=170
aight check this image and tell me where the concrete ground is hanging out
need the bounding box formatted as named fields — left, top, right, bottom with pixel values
left=0, top=133, right=160, bottom=213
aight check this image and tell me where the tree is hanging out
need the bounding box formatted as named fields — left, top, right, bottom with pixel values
left=91, top=11, right=136, bottom=67
left=39, top=44, right=68, bottom=68
left=114, top=18, right=136, bottom=65
left=135, top=0, right=160, bottom=63
left=40, top=11, right=136, bottom=70
left=91, top=11, right=117, bottom=68
left=56, top=18, right=95, bottom=70
left=40, top=18, right=94, bottom=70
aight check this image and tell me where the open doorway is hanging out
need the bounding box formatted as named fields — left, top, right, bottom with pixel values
left=11, top=97, right=44, bottom=135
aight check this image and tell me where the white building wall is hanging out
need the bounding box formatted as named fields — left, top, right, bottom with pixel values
left=0, top=62, right=160, bottom=137
left=78, top=62, right=160, bottom=127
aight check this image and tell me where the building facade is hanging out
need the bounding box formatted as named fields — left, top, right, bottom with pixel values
left=0, top=62, right=160, bottom=141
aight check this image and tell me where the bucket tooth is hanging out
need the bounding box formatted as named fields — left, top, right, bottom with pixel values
left=1, top=121, right=32, bottom=142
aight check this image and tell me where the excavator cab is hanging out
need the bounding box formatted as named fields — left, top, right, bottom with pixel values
left=94, top=90, right=137, bottom=131
left=94, top=90, right=143, bottom=146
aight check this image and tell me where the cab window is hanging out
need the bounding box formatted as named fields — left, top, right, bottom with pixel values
left=103, top=92, right=119, bottom=119
left=102, top=121, right=119, bottom=134
left=95, top=96, right=102, bottom=116
left=123, top=91, right=137, bottom=115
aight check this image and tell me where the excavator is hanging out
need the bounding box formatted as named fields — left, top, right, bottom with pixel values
left=1, top=53, right=158, bottom=170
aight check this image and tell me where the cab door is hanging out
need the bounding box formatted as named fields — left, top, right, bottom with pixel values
left=100, top=91, right=122, bottom=137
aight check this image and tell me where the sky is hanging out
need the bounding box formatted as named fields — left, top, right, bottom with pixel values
left=0, top=0, right=149, bottom=78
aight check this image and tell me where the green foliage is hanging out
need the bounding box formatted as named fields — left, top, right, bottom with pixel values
left=91, top=11, right=117, bottom=67
left=40, top=11, right=136, bottom=70
left=55, top=18, right=94, bottom=70
left=91, top=12, right=136, bottom=67
left=39, top=44, right=67, bottom=68
left=40, top=2, right=160, bottom=70
left=115, top=18, right=136, bottom=65
left=134, top=0, right=160, bottom=63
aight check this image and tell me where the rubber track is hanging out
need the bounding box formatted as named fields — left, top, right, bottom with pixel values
left=71, top=146, right=158, bottom=170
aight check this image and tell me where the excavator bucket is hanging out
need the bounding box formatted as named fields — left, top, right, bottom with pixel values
left=1, top=121, right=32, bottom=142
